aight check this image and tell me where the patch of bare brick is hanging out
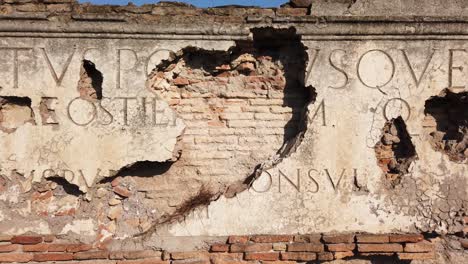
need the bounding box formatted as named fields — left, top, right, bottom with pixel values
left=280, top=252, right=316, bottom=261
left=357, top=243, right=403, bottom=252
left=0, top=233, right=439, bottom=263
left=0, top=96, right=35, bottom=133
left=374, top=116, right=417, bottom=186
left=424, top=89, right=468, bottom=162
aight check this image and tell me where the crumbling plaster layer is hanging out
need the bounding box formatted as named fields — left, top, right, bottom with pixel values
left=0, top=38, right=229, bottom=192
left=168, top=40, right=467, bottom=236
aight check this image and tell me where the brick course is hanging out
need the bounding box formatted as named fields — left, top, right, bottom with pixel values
left=0, top=233, right=440, bottom=263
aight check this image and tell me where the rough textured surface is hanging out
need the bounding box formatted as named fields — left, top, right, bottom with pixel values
left=0, top=0, right=466, bottom=263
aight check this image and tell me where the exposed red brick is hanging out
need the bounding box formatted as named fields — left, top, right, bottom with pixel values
left=280, top=252, right=316, bottom=261
left=124, top=250, right=162, bottom=259
left=326, top=243, right=355, bottom=252
left=23, top=244, right=49, bottom=252
left=0, top=235, right=12, bottom=242
left=360, top=252, right=395, bottom=257
left=210, top=244, right=229, bottom=252
left=245, top=252, right=279, bottom=261
left=461, top=239, right=468, bottom=249
left=272, top=243, right=287, bottom=251
left=33, top=253, right=74, bottom=262
left=358, top=244, right=403, bottom=252
left=113, top=186, right=131, bottom=197
left=55, top=208, right=76, bottom=216
left=404, top=241, right=434, bottom=252
left=389, top=234, right=424, bottom=243
left=0, top=244, right=19, bottom=252
left=47, top=244, right=69, bottom=252
left=110, top=251, right=126, bottom=260
left=74, top=250, right=109, bottom=260
left=0, top=253, right=33, bottom=263
left=250, top=235, right=292, bottom=243
left=356, top=234, right=389, bottom=243
left=111, top=177, right=121, bottom=187
left=172, top=260, right=210, bottom=264
left=32, top=190, right=53, bottom=201
left=334, top=251, right=354, bottom=259
left=117, top=259, right=169, bottom=264
left=173, top=77, right=190, bottom=86
left=228, top=236, right=249, bottom=244
left=43, top=235, right=55, bottom=243
left=171, top=251, right=209, bottom=260
left=262, top=262, right=296, bottom=264
left=11, top=236, right=43, bottom=244
left=318, top=252, right=334, bottom=261
left=209, top=252, right=243, bottom=262
left=207, top=121, right=225, bottom=127
left=287, top=243, right=323, bottom=252
left=67, top=244, right=93, bottom=253
left=322, top=234, right=354, bottom=244
left=48, top=243, right=93, bottom=252
left=398, top=252, right=435, bottom=260
left=293, top=234, right=321, bottom=243
left=230, top=243, right=272, bottom=252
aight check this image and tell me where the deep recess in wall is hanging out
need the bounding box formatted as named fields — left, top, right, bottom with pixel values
left=116, top=161, right=174, bottom=178
left=47, top=177, right=84, bottom=196
left=0, top=96, right=35, bottom=133
left=424, top=89, right=468, bottom=162
left=78, top=59, right=103, bottom=101
left=375, top=116, right=418, bottom=187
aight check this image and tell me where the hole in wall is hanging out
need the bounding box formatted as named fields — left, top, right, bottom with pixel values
left=424, top=89, right=468, bottom=163
left=78, top=59, right=103, bottom=101
left=375, top=116, right=418, bottom=187
left=0, top=96, right=35, bottom=133
left=47, top=177, right=84, bottom=196
left=115, top=161, right=174, bottom=178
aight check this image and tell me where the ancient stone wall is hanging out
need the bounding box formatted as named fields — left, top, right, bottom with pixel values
left=0, top=0, right=467, bottom=263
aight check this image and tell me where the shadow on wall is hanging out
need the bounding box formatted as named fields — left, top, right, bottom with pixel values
left=251, top=27, right=313, bottom=142
left=424, top=89, right=468, bottom=163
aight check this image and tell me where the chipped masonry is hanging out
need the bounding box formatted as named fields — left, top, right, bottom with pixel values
left=0, top=1, right=467, bottom=264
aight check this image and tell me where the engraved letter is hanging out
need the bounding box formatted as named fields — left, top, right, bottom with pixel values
left=141, top=97, right=157, bottom=126
left=117, top=49, right=138, bottom=89
left=97, top=98, right=114, bottom=126
left=305, top=49, right=320, bottom=84
left=145, top=48, right=174, bottom=77
left=325, top=168, right=346, bottom=191
left=41, top=47, right=75, bottom=86
left=39, top=97, right=59, bottom=125
left=278, top=169, right=300, bottom=193
left=251, top=171, right=273, bottom=193
left=117, top=97, right=138, bottom=126
left=383, top=98, right=411, bottom=121
left=400, top=49, right=435, bottom=88
left=67, top=97, right=97, bottom=126
left=309, top=99, right=326, bottom=126
left=329, top=49, right=349, bottom=89
left=0, top=48, right=32, bottom=89
left=448, top=49, right=466, bottom=89
left=357, top=49, right=395, bottom=89
left=307, top=169, right=320, bottom=193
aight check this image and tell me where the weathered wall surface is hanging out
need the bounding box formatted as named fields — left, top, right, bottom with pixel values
left=0, top=0, right=467, bottom=263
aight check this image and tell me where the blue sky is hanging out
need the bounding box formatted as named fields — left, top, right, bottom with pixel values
left=79, top=0, right=287, bottom=8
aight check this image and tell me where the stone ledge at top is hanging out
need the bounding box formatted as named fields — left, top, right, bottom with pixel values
left=0, top=0, right=466, bottom=19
